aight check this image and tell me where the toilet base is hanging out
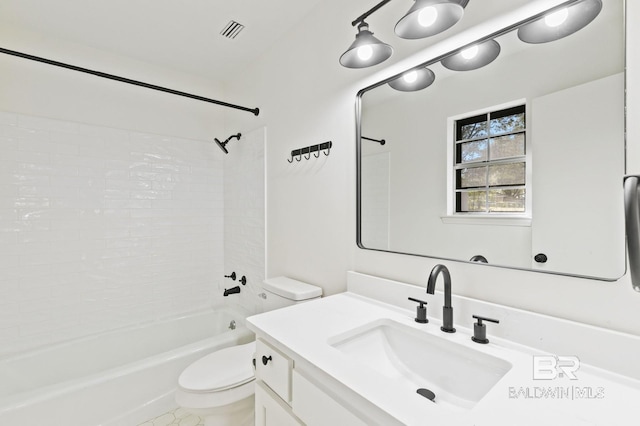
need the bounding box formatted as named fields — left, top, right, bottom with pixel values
left=181, top=394, right=254, bottom=426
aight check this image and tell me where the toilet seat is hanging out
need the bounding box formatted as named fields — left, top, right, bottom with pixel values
left=179, top=341, right=256, bottom=393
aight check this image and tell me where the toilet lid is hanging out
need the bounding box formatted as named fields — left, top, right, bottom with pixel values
left=178, top=341, right=256, bottom=392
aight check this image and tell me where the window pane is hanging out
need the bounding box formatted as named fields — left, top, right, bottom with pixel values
left=488, top=162, right=525, bottom=186
left=457, top=166, right=486, bottom=189
left=488, top=189, right=526, bottom=212
left=489, top=109, right=525, bottom=136
left=457, top=114, right=487, bottom=140
left=457, top=139, right=488, bottom=163
left=457, top=191, right=486, bottom=212
left=489, top=134, right=525, bottom=160
left=460, top=122, right=487, bottom=140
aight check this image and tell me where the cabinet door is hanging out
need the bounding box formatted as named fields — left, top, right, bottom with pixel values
left=255, top=381, right=304, bottom=426
left=256, top=338, right=293, bottom=402
left=292, top=371, right=368, bottom=426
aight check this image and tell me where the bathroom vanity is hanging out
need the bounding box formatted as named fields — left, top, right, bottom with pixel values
left=248, top=272, right=640, bottom=425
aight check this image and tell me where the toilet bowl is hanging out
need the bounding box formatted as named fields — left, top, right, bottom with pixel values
left=175, top=341, right=256, bottom=426
left=175, top=277, right=322, bottom=425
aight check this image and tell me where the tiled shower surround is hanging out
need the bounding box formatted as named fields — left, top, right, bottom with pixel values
left=0, top=110, right=226, bottom=355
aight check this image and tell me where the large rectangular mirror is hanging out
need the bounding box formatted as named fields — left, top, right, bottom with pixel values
left=357, top=0, right=626, bottom=280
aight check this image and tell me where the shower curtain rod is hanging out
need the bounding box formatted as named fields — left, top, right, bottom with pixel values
left=0, top=47, right=260, bottom=116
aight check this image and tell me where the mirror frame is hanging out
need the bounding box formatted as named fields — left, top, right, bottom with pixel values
left=355, top=0, right=627, bottom=281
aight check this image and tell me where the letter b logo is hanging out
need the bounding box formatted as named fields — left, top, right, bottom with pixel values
left=533, top=355, right=579, bottom=380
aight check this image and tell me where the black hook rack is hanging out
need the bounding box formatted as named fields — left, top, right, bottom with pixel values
left=287, top=141, right=332, bottom=163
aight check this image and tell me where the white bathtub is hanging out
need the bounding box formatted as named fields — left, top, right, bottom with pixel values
left=0, top=308, right=254, bottom=426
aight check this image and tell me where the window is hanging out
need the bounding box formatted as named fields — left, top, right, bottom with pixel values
left=453, top=105, right=527, bottom=214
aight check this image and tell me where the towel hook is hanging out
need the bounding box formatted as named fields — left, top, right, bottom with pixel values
left=304, top=148, right=311, bottom=160
left=296, top=152, right=302, bottom=162
left=324, top=143, right=331, bottom=156
left=287, top=153, right=294, bottom=163
left=314, top=144, right=321, bottom=158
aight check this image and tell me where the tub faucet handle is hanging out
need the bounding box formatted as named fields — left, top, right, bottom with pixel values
left=224, top=272, right=236, bottom=280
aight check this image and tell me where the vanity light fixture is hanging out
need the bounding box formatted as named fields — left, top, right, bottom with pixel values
left=388, top=67, right=436, bottom=91
left=395, top=0, right=468, bottom=39
left=339, top=0, right=468, bottom=69
left=441, top=39, right=501, bottom=71
left=339, top=21, right=393, bottom=68
left=517, top=0, right=602, bottom=44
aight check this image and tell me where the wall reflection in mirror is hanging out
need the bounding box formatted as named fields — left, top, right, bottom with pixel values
left=357, top=0, right=625, bottom=280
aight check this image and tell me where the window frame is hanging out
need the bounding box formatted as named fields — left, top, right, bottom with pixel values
left=445, top=99, right=532, bottom=225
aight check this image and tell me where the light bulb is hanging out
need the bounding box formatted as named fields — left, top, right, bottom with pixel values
left=461, top=45, right=479, bottom=60
left=357, top=45, right=373, bottom=61
left=403, top=70, right=418, bottom=83
left=418, top=6, right=438, bottom=27
left=544, top=8, right=569, bottom=27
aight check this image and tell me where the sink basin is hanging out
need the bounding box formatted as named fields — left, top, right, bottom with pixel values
left=328, top=319, right=511, bottom=411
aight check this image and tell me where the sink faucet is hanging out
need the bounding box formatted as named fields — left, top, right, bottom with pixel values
left=426, top=264, right=456, bottom=333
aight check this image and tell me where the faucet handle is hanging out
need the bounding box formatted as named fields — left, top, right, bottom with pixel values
left=408, top=297, right=428, bottom=324
left=471, top=315, right=499, bottom=344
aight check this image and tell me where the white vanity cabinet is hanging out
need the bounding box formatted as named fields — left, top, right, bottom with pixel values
left=292, top=371, right=368, bottom=426
left=254, top=338, right=303, bottom=426
left=254, top=337, right=369, bottom=426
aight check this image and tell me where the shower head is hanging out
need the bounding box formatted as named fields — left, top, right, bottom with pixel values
left=214, top=132, right=241, bottom=154
left=214, top=137, right=229, bottom=154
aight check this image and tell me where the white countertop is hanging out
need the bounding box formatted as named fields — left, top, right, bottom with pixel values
left=247, top=291, right=640, bottom=425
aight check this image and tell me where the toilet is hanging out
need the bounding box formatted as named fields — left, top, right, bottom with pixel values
left=175, top=277, right=322, bottom=426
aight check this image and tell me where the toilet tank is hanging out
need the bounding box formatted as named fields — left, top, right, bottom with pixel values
left=262, top=276, right=322, bottom=311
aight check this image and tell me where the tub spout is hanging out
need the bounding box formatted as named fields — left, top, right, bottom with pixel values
left=223, top=286, right=241, bottom=296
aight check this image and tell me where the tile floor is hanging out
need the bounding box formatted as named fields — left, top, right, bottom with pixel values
left=137, top=407, right=203, bottom=426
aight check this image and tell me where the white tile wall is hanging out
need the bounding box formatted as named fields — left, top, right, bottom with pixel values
left=0, top=110, right=225, bottom=355
left=222, top=127, right=266, bottom=316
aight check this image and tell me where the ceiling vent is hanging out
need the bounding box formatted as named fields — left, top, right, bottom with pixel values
left=220, top=20, right=245, bottom=39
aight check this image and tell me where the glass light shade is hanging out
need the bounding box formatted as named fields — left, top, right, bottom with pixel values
left=517, top=0, right=602, bottom=44
left=395, top=0, right=465, bottom=39
left=441, top=39, right=501, bottom=71
left=388, top=67, right=436, bottom=91
left=340, top=23, right=393, bottom=68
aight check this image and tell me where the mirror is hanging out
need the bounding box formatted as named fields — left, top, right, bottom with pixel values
left=357, top=0, right=626, bottom=280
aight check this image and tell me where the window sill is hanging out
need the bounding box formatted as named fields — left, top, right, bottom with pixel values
left=441, top=215, right=532, bottom=227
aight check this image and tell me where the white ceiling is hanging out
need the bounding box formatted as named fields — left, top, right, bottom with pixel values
left=0, top=0, right=326, bottom=82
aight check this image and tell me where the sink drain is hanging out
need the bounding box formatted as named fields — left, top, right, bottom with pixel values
left=416, top=388, right=436, bottom=402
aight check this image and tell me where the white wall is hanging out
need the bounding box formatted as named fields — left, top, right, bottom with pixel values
left=629, top=0, right=640, bottom=176
left=226, top=0, right=640, bottom=336
left=0, top=25, right=228, bottom=142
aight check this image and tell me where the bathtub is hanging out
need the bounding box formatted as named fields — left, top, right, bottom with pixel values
left=0, top=308, right=254, bottom=426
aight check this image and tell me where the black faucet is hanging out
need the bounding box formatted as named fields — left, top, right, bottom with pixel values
left=426, top=264, right=456, bottom=333
left=223, top=286, right=241, bottom=296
